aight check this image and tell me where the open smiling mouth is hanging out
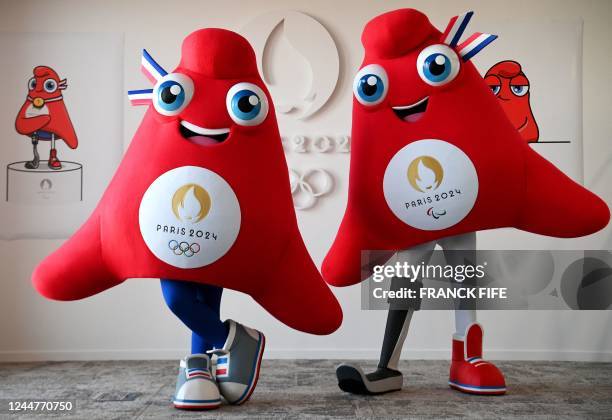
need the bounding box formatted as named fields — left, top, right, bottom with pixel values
left=180, top=120, right=230, bottom=146
left=392, top=97, right=429, bottom=123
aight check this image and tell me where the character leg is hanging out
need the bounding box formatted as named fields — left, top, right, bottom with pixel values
left=161, top=280, right=224, bottom=410
left=24, top=135, right=40, bottom=169
left=336, top=241, right=435, bottom=395
left=454, top=309, right=476, bottom=338
left=439, top=232, right=479, bottom=329
left=48, top=134, right=62, bottom=170
left=439, top=233, right=506, bottom=395
left=160, top=280, right=227, bottom=352
left=161, top=281, right=264, bottom=406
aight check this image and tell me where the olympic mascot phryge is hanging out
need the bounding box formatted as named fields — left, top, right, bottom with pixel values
left=32, top=28, right=343, bottom=410
left=323, top=9, right=609, bottom=395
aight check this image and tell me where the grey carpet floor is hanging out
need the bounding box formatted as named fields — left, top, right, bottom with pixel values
left=1, top=360, right=611, bottom=419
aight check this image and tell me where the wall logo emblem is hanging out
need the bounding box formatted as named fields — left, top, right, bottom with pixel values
left=40, top=178, right=53, bottom=190
left=171, top=183, right=211, bottom=224
left=241, top=11, right=339, bottom=119
left=289, top=168, right=333, bottom=210
left=139, top=166, right=241, bottom=268
left=383, top=140, right=478, bottom=231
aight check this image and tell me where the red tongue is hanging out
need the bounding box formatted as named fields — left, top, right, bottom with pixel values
left=403, top=112, right=425, bottom=123
left=188, top=135, right=219, bottom=146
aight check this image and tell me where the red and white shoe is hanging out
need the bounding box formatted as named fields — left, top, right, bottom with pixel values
left=449, top=323, right=506, bottom=395
left=48, top=148, right=62, bottom=170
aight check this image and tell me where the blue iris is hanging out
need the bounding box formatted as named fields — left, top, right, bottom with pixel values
left=230, top=89, right=262, bottom=121
left=357, top=74, right=385, bottom=103
left=157, top=80, right=185, bottom=112
left=511, top=85, right=528, bottom=96
left=422, top=53, right=452, bottom=83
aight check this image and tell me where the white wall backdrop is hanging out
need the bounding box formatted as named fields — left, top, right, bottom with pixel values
left=0, top=0, right=611, bottom=362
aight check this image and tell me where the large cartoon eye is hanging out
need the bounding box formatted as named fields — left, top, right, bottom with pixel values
left=226, top=82, right=269, bottom=126
left=510, top=84, right=529, bottom=97
left=153, top=73, right=194, bottom=116
left=490, top=85, right=501, bottom=95
left=28, top=78, right=36, bottom=90
left=353, top=64, right=388, bottom=106
left=43, top=79, right=58, bottom=93
left=417, top=44, right=460, bottom=86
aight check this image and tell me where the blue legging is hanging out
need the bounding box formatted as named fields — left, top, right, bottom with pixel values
left=160, top=279, right=228, bottom=354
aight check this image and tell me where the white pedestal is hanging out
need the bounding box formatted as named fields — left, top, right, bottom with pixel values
left=6, top=161, right=83, bottom=205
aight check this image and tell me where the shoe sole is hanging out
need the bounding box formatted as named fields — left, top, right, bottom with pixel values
left=230, top=332, right=266, bottom=405
left=448, top=381, right=506, bottom=395
left=173, top=399, right=222, bottom=410
left=336, top=365, right=402, bottom=395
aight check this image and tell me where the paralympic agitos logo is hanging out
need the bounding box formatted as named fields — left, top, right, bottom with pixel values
left=405, top=155, right=461, bottom=220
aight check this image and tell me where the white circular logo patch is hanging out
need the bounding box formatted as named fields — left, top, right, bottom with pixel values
left=139, top=166, right=241, bottom=268
left=383, top=139, right=478, bottom=231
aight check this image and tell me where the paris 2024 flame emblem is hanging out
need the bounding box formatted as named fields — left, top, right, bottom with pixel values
left=168, top=183, right=212, bottom=257
left=407, top=156, right=447, bottom=219
left=172, top=183, right=211, bottom=224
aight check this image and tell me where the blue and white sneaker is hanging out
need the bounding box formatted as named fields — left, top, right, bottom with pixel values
left=173, top=354, right=221, bottom=410
left=210, top=319, right=265, bottom=405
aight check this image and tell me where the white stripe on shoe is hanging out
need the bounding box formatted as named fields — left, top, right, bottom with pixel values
left=448, top=380, right=506, bottom=394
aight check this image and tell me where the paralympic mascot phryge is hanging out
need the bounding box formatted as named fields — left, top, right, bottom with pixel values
left=323, top=9, right=609, bottom=395
left=32, top=28, right=342, bottom=410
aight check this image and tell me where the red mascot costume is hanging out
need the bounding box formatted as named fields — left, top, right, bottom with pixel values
left=325, top=9, right=609, bottom=396
left=32, top=29, right=342, bottom=410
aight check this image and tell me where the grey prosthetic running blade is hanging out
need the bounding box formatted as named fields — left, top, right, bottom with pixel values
left=336, top=364, right=403, bottom=395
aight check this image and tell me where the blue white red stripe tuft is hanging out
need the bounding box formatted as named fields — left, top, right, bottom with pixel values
left=458, top=33, right=498, bottom=61
left=141, top=49, right=167, bottom=83
left=441, top=11, right=474, bottom=47
left=127, top=88, right=153, bottom=106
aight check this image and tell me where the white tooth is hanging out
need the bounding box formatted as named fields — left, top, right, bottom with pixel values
left=180, top=120, right=229, bottom=135
left=392, top=96, right=428, bottom=111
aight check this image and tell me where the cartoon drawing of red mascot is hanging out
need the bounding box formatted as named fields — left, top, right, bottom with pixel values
left=15, top=66, right=78, bottom=169
left=485, top=60, right=539, bottom=142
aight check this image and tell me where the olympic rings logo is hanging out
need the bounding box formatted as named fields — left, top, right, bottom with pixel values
left=289, top=168, right=333, bottom=210
left=168, top=240, right=201, bottom=257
